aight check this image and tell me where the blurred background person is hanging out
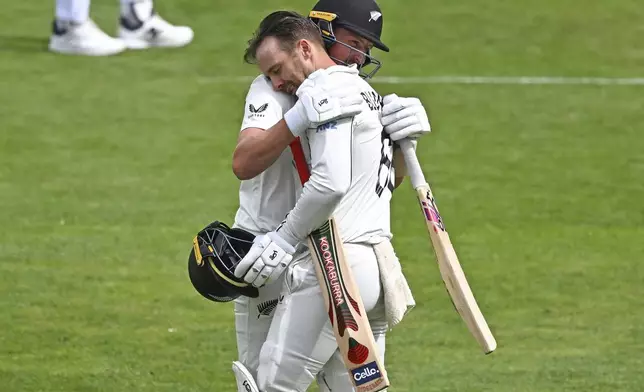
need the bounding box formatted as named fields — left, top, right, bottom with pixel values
left=49, top=0, right=194, bottom=56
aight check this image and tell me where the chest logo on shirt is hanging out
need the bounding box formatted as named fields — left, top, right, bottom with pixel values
left=316, top=121, right=338, bottom=133
left=248, top=103, right=269, bottom=118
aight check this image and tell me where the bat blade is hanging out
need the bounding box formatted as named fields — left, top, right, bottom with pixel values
left=415, top=184, right=497, bottom=354
left=308, top=219, right=389, bottom=392
left=399, top=140, right=496, bottom=354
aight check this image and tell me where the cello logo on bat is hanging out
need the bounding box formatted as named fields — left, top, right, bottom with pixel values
left=351, top=361, right=381, bottom=385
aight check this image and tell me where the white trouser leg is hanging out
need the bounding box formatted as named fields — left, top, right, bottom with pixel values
left=234, top=274, right=285, bottom=381
left=119, top=0, right=153, bottom=19
left=234, top=262, right=363, bottom=391
left=257, top=243, right=387, bottom=392
left=55, top=0, right=90, bottom=22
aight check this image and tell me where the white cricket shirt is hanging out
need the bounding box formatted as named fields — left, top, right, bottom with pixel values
left=233, top=75, right=299, bottom=236
left=279, top=66, right=394, bottom=246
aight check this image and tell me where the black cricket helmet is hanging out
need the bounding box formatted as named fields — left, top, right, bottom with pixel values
left=187, top=221, right=259, bottom=302
left=309, top=0, right=389, bottom=79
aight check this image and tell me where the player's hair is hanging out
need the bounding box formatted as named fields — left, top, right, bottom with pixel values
left=244, top=11, right=325, bottom=64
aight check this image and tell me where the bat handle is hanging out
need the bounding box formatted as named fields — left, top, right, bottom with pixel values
left=399, top=139, right=428, bottom=190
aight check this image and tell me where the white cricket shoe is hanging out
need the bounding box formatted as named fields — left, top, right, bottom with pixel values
left=118, top=12, right=194, bottom=50
left=48, top=19, right=126, bottom=56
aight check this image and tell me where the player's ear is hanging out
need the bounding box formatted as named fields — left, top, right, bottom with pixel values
left=298, top=39, right=313, bottom=60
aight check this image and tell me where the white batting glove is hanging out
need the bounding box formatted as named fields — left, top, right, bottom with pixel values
left=233, top=231, right=296, bottom=288
left=381, top=94, right=431, bottom=142
left=284, top=68, right=364, bottom=138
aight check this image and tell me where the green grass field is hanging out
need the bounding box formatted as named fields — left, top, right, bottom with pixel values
left=2, top=0, right=644, bottom=391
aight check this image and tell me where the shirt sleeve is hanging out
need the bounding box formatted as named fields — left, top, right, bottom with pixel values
left=240, top=90, right=284, bottom=132
left=277, top=117, right=354, bottom=247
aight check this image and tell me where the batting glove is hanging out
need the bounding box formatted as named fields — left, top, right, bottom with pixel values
left=381, top=94, right=431, bottom=141
left=284, top=68, right=364, bottom=138
left=233, top=231, right=296, bottom=288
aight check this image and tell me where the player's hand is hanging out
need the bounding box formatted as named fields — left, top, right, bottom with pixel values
left=284, top=68, right=364, bottom=137
left=381, top=94, right=431, bottom=141
left=233, top=231, right=296, bottom=288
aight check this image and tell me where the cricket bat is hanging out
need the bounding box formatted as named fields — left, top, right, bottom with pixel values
left=399, top=140, right=497, bottom=354
left=289, top=139, right=389, bottom=392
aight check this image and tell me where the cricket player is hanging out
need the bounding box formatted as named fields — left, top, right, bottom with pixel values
left=49, top=0, right=193, bottom=56
left=229, top=1, right=430, bottom=390
left=230, top=9, right=426, bottom=392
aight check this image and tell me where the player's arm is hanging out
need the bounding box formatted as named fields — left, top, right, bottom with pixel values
left=277, top=118, right=353, bottom=247
left=232, top=86, right=294, bottom=180
left=233, top=120, right=295, bottom=180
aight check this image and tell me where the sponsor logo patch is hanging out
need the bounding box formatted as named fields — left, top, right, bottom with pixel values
left=316, top=121, right=337, bottom=133
left=351, top=361, right=381, bottom=386
left=422, top=191, right=445, bottom=232
left=247, top=103, right=269, bottom=119
left=257, top=296, right=282, bottom=318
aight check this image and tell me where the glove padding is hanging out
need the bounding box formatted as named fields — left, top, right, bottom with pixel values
left=284, top=68, right=364, bottom=138
left=381, top=94, right=431, bottom=141
left=233, top=231, right=296, bottom=288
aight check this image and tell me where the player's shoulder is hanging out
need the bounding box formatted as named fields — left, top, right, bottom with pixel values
left=324, top=67, right=383, bottom=122
left=246, top=75, right=295, bottom=111
left=326, top=65, right=381, bottom=108
left=248, top=74, right=274, bottom=93
left=325, top=65, right=371, bottom=89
